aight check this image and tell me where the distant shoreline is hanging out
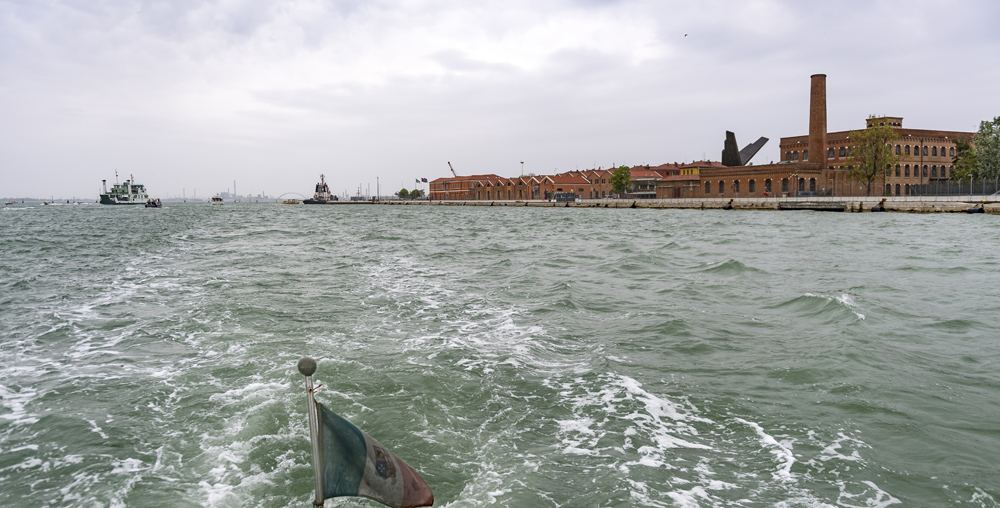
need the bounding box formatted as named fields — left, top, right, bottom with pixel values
left=5, top=197, right=994, bottom=213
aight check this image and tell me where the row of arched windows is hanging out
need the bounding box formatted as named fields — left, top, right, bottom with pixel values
left=705, top=177, right=817, bottom=196
left=896, top=145, right=954, bottom=158
left=788, top=144, right=958, bottom=162
left=892, top=164, right=953, bottom=179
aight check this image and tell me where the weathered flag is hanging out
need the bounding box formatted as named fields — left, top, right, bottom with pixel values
left=317, top=402, right=434, bottom=508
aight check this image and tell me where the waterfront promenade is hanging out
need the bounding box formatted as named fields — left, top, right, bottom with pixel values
left=378, top=196, right=997, bottom=213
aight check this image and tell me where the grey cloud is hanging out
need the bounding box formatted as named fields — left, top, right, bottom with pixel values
left=429, top=49, right=520, bottom=73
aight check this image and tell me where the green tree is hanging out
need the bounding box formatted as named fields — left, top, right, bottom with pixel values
left=610, top=165, right=631, bottom=196
left=846, top=117, right=900, bottom=195
left=974, top=116, right=1000, bottom=180
left=410, top=189, right=423, bottom=199
left=951, top=138, right=978, bottom=181
left=398, top=188, right=410, bottom=199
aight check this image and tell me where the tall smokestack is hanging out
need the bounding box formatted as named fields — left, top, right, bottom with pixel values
left=808, top=74, right=827, bottom=166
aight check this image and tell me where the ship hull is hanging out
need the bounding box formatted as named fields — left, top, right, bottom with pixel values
left=100, top=194, right=144, bottom=205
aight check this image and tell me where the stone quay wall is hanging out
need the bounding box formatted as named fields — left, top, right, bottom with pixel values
left=379, top=197, right=997, bottom=213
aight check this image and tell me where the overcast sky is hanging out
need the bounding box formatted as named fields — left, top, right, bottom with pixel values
left=2, top=0, right=999, bottom=199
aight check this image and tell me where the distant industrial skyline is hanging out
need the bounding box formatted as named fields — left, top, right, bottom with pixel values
left=3, top=0, right=1000, bottom=199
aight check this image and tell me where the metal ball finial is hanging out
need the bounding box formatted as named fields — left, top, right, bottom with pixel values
left=297, top=357, right=317, bottom=377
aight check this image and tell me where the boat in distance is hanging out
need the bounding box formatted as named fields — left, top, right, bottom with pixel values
left=304, top=174, right=337, bottom=204
left=211, top=195, right=223, bottom=205
left=99, top=173, right=149, bottom=205
left=145, top=198, right=162, bottom=208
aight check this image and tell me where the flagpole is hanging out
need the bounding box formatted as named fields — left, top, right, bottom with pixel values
left=298, top=357, right=325, bottom=507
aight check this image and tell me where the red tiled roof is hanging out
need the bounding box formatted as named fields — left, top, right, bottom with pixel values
left=629, top=169, right=662, bottom=179
left=549, top=174, right=590, bottom=184
left=431, top=174, right=502, bottom=183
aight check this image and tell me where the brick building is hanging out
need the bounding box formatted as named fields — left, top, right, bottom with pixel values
left=696, top=74, right=975, bottom=198
left=655, top=161, right=724, bottom=198
left=779, top=116, right=973, bottom=196
left=429, top=174, right=501, bottom=200
left=430, top=75, right=973, bottom=201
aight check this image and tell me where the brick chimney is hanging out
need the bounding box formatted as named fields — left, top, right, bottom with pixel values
left=808, top=74, right=827, bottom=165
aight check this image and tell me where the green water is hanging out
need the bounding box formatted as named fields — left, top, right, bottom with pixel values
left=1, top=202, right=998, bottom=507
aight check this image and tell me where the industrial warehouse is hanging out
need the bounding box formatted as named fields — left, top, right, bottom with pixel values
left=429, top=75, right=976, bottom=202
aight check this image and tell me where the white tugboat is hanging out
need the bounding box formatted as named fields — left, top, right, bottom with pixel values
left=99, top=172, right=149, bottom=205
left=304, top=174, right=337, bottom=204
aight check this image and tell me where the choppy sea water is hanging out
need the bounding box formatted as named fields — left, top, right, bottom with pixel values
left=1, top=202, right=998, bottom=507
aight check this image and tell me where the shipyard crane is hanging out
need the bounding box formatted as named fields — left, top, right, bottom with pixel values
left=447, top=161, right=458, bottom=178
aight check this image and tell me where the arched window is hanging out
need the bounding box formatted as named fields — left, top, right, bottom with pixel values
left=932, top=166, right=937, bottom=178
left=905, top=184, right=910, bottom=194
left=733, top=180, right=740, bottom=194
left=895, top=184, right=901, bottom=195
left=719, top=181, right=724, bottom=194
left=793, top=151, right=799, bottom=161
left=950, top=147, right=955, bottom=157
left=895, top=145, right=901, bottom=155
left=905, top=165, right=910, bottom=177
left=803, top=150, right=809, bottom=160
left=828, top=148, right=835, bottom=158
left=923, top=146, right=928, bottom=156
left=840, top=147, right=847, bottom=157
left=895, top=165, right=901, bottom=177
left=885, top=183, right=891, bottom=195
left=798, top=178, right=805, bottom=192
left=749, top=179, right=756, bottom=193
left=923, top=165, right=928, bottom=177
left=932, top=146, right=937, bottom=157
left=765, top=179, right=772, bottom=193
left=905, top=145, right=910, bottom=155
left=705, top=181, right=711, bottom=194
left=809, top=178, right=816, bottom=192
left=782, top=178, right=789, bottom=193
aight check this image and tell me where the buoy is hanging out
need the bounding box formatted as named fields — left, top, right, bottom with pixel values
left=871, top=198, right=887, bottom=212
left=968, top=205, right=985, bottom=214
left=629, top=201, right=637, bottom=209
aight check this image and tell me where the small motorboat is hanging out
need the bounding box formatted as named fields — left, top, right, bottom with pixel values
left=145, top=198, right=162, bottom=208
